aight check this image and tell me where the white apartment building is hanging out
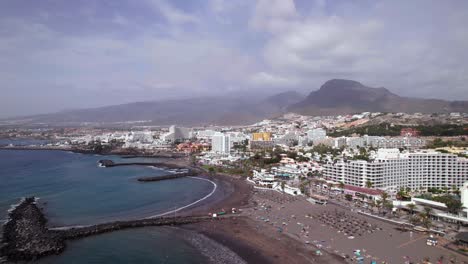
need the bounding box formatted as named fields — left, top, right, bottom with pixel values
left=407, top=151, right=468, bottom=189
left=324, top=149, right=468, bottom=191
left=211, top=132, right=230, bottom=154
left=307, top=128, right=327, bottom=142
left=196, top=129, right=216, bottom=140
left=346, top=136, right=426, bottom=149
left=161, top=125, right=191, bottom=142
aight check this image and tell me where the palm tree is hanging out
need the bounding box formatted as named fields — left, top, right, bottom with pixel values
left=365, top=180, right=373, bottom=189
left=380, top=192, right=389, bottom=204
left=423, top=207, right=432, bottom=217
left=368, top=200, right=376, bottom=212
left=375, top=200, right=382, bottom=214
left=339, top=181, right=345, bottom=190
left=442, top=186, right=449, bottom=194
left=397, top=187, right=407, bottom=200
left=406, top=203, right=416, bottom=215
left=419, top=207, right=433, bottom=230
left=420, top=212, right=432, bottom=230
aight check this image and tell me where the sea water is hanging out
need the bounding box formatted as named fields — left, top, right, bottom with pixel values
left=0, top=150, right=211, bottom=263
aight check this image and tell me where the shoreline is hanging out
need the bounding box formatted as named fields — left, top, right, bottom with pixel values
left=0, top=149, right=321, bottom=263
left=0, top=145, right=184, bottom=158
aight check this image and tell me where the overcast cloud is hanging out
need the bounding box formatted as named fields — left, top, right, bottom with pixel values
left=0, top=0, right=467, bottom=117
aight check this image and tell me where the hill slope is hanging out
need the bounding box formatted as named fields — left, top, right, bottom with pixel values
left=289, top=79, right=468, bottom=115
left=3, top=91, right=304, bottom=126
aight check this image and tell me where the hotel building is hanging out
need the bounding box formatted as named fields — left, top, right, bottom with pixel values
left=324, top=149, right=468, bottom=191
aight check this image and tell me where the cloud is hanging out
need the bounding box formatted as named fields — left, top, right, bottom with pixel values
left=253, top=0, right=468, bottom=99
left=146, top=0, right=199, bottom=25
left=249, top=72, right=298, bottom=87
left=0, top=0, right=468, bottom=117
left=249, top=0, right=298, bottom=33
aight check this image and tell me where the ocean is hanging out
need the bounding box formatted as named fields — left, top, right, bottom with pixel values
left=0, top=149, right=212, bottom=263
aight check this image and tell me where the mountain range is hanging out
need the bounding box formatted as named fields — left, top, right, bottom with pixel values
left=2, top=79, right=467, bottom=126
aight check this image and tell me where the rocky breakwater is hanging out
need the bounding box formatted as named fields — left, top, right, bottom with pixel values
left=61, top=216, right=217, bottom=239
left=0, top=197, right=65, bottom=261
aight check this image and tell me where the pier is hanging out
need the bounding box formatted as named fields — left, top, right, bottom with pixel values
left=0, top=197, right=226, bottom=262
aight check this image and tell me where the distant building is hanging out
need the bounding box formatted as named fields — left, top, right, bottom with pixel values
left=211, top=132, right=230, bottom=154
left=161, top=125, right=191, bottom=142
left=346, top=135, right=426, bottom=149
left=252, top=132, right=272, bottom=141
left=196, top=130, right=216, bottom=140
left=249, top=140, right=275, bottom=150
left=400, top=128, right=420, bottom=137
left=307, top=128, right=327, bottom=143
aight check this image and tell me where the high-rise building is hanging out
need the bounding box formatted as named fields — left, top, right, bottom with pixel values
left=211, top=132, right=230, bottom=154
left=324, top=149, right=468, bottom=191
left=161, top=125, right=191, bottom=142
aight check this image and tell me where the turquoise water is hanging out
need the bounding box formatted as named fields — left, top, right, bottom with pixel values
left=0, top=150, right=212, bottom=263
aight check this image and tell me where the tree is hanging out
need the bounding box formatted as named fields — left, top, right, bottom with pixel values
left=423, top=206, right=432, bottom=217
left=406, top=203, right=416, bottom=215
left=418, top=207, right=433, bottom=229
left=420, top=212, right=432, bottom=230
left=397, top=187, right=407, bottom=200
left=365, top=180, right=373, bottom=189
left=380, top=192, right=389, bottom=204
left=339, top=181, right=345, bottom=190
left=375, top=200, right=382, bottom=214
left=190, top=155, right=197, bottom=166
left=208, top=167, right=215, bottom=176
left=446, top=199, right=464, bottom=215
left=345, top=194, right=353, bottom=201
left=368, top=200, right=376, bottom=212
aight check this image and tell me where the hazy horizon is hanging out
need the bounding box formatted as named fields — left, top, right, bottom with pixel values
left=1, top=0, right=468, bottom=118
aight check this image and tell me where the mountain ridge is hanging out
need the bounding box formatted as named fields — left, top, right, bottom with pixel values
left=2, top=79, right=467, bottom=126
left=289, top=79, right=468, bottom=115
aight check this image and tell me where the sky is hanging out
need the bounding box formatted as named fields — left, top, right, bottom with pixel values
left=1, top=0, right=467, bottom=117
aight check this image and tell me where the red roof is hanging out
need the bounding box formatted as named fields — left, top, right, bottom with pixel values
left=344, top=185, right=384, bottom=196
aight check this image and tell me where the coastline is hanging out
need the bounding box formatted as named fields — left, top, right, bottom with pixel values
left=0, top=149, right=322, bottom=263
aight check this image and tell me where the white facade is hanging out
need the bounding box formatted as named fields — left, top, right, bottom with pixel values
left=406, top=151, right=468, bottom=189
left=307, top=128, right=327, bottom=142
left=461, top=182, right=468, bottom=211
left=211, top=132, right=230, bottom=154
left=161, top=125, right=191, bottom=142
left=324, top=150, right=468, bottom=191
left=346, top=136, right=426, bottom=149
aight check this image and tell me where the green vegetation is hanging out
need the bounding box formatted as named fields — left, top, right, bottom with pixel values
left=415, top=193, right=463, bottom=215
left=309, top=144, right=344, bottom=156
left=202, top=165, right=248, bottom=177
left=427, top=137, right=468, bottom=148
left=329, top=123, right=467, bottom=137
left=350, top=147, right=370, bottom=161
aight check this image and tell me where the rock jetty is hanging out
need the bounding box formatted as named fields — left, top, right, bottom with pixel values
left=137, top=172, right=192, bottom=182
left=0, top=197, right=65, bottom=261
